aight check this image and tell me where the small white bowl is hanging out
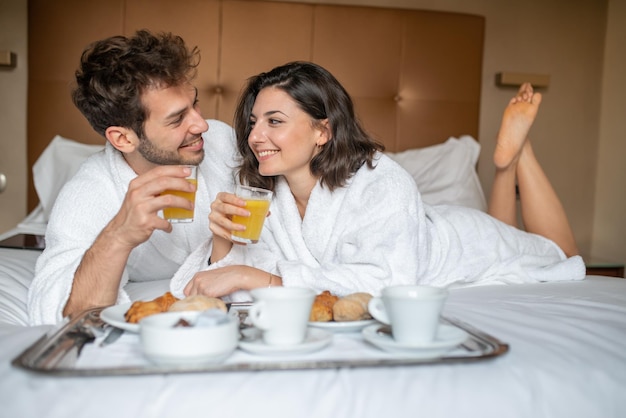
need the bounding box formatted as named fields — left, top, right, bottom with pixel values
left=139, top=310, right=239, bottom=365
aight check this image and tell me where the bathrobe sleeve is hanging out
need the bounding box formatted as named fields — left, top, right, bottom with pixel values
left=27, top=150, right=130, bottom=325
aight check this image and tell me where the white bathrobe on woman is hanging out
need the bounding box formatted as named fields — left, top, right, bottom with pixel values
left=170, top=153, right=585, bottom=300
left=28, top=120, right=238, bottom=325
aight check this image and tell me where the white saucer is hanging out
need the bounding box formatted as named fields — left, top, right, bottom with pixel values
left=308, top=319, right=377, bottom=333
left=238, top=328, right=333, bottom=356
left=362, top=324, right=468, bottom=359
left=100, top=302, right=138, bottom=333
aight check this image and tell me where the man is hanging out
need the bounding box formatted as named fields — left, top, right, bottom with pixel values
left=27, top=30, right=237, bottom=325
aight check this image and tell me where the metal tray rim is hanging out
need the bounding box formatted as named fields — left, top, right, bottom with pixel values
left=12, top=307, right=509, bottom=377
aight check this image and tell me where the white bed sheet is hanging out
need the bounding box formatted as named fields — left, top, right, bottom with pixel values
left=0, top=248, right=39, bottom=325
left=0, top=242, right=170, bottom=326
left=0, top=242, right=624, bottom=418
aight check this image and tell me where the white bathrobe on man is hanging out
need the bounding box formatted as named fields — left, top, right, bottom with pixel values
left=28, top=120, right=238, bottom=325
left=170, top=153, right=585, bottom=301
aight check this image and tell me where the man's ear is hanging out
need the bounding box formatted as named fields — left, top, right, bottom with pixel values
left=105, top=126, right=137, bottom=153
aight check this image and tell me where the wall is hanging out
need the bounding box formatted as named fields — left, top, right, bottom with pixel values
left=2, top=0, right=624, bottom=267
left=0, top=0, right=28, bottom=234
left=592, top=0, right=626, bottom=264
left=276, top=0, right=615, bottom=262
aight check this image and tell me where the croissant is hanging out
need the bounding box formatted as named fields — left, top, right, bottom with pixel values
left=332, top=292, right=373, bottom=322
left=124, top=291, right=179, bottom=323
left=309, top=290, right=339, bottom=322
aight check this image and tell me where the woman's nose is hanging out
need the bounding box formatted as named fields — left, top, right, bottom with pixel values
left=249, top=124, right=264, bottom=143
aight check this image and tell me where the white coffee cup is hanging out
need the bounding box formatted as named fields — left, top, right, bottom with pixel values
left=368, top=285, right=448, bottom=345
left=248, top=287, right=316, bottom=346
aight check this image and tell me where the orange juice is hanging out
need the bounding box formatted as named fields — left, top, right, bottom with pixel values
left=231, top=198, right=271, bottom=243
left=162, top=178, right=197, bottom=222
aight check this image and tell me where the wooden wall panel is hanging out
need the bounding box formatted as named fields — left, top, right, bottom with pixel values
left=27, top=0, right=484, bottom=210
left=124, top=0, right=221, bottom=119
left=218, top=1, right=314, bottom=125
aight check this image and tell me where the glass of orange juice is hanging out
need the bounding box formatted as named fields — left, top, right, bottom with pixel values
left=231, top=185, right=273, bottom=244
left=162, top=165, right=198, bottom=223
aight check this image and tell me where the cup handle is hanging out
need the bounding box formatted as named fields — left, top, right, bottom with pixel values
left=248, top=301, right=270, bottom=330
left=368, top=297, right=390, bottom=325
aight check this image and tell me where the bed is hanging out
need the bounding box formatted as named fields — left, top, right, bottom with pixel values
left=2, top=1, right=625, bottom=417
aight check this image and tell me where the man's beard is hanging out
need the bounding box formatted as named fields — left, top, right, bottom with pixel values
left=137, top=136, right=205, bottom=166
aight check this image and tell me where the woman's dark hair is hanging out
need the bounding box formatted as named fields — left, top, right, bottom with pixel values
left=233, top=61, right=384, bottom=191
left=72, top=30, right=200, bottom=138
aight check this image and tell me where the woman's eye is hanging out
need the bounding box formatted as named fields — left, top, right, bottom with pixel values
left=268, top=118, right=281, bottom=125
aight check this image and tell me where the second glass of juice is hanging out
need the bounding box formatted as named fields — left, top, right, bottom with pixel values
left=231, top=185, right=273, bottom=244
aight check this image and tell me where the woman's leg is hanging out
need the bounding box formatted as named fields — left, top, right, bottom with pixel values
left=488, top=83, right=579, bottom=257
left=488, top=83, right=538, bottom=226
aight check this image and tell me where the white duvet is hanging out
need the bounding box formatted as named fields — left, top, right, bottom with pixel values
left=1, top=256, right=625, bottom=418
left=171, top=153, right=585, bottom=301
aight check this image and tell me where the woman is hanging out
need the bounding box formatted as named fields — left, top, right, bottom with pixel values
left=170, top=62, right=584, bottom=300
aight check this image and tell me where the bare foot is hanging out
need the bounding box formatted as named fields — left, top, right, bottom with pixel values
left=494, top=83, right=542, bottom=169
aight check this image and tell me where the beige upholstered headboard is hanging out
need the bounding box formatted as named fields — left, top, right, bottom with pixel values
left=27, top=0, right=484, bottom=210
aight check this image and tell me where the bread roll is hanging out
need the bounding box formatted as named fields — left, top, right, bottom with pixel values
left=168, top=295, right=227, bottom=313
left=332, top=292, right=373, bottom=322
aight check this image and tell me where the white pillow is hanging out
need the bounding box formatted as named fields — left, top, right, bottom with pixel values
left=385, top=136, right=487, bottom=211
left=33, top=135, right=104, bottom=222
left=31, top=134, right=486, bottom=224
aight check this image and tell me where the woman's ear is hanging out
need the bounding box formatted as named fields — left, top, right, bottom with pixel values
left=105, top=126, right=138, bottom=153
left=316, top=119, right=331, bottom=147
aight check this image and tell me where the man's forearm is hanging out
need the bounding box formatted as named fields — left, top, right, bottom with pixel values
left=62, top=226, right=133, bottom=318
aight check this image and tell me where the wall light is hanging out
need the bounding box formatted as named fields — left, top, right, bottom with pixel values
left=496, top=72, right=550, bottom=88
left=0, top=50, right=17, bottom=68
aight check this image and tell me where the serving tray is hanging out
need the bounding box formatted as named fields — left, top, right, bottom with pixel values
left=12, top=306, right=508, bottom=376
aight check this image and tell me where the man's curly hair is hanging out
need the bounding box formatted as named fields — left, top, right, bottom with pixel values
left=72, top=30, right=200, bottom=139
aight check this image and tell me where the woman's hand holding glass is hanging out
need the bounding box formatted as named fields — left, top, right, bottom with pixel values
left=206, top=191, right=246, bottom=263
left=208, top=191, right=249, bottom=241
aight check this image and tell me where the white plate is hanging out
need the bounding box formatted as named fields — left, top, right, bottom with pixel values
left=100, top=302, right=139, bottom=333
left=308, top=319, right=377, bottom=333
left=238, top=328, right=333, bottom=356
left=362, top=324, right=468, bottom=359
left=102, top=302, right=242, bottom=333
